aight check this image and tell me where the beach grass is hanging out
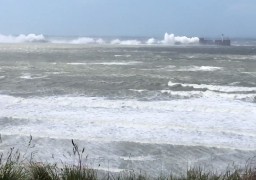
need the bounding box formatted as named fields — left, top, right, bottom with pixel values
left=0, top=139, right=256, bottom=180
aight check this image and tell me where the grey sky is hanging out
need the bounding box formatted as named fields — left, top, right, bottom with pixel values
left=0, top=0, right=255, bottom=37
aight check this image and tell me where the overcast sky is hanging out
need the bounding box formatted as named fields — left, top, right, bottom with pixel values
left=0, top=0, right=255, bottom=38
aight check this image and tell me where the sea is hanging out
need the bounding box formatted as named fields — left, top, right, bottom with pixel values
left=0, top=35, right=256, bottom=177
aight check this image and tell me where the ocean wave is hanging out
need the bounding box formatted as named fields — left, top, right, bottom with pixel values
left=185, top=66, right=223, bottom=71
left=0, top=94, right=256, bottom=150
left=20, top=73, right=48, bottom=80
left=114, top=54, right=131, bottom=57
left=161, top=90, right=203, bottom=99
left=168, top=81, right=256, bottom=93
left=160, top=66, right=222, bottom=72
left=0, top=34, right=46, bottom=43
left=0, top=33, right=199, bottom=45
left=110, top=39, right=141, bottom=45
left=67, top=61, right=141, bottom=66
left=167, top=66, right=223, bottom=72
left=161, top=89, right=256, bottom=103
left=161, top=33, right=199, bottom=44
left=66, top=63, right=88, bottom=65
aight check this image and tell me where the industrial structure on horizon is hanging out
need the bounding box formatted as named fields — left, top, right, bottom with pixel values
left=199, top=34, right=231, bottom=46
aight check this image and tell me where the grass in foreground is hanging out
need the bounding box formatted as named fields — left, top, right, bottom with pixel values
left=1, top=138, right=256, bottom=180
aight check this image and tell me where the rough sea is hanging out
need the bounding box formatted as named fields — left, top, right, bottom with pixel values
left=0, top=37, right=256, bottom=176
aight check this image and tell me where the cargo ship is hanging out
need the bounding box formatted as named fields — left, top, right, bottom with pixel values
left=199, top=34, right=231, bottom=46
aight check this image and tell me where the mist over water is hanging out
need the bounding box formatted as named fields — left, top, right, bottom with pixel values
left=0, top=42, right=256, bottom=176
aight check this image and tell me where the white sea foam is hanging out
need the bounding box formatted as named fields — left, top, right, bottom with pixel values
left=186, top=66, right=223, bottom=71
left=67, top=61, right=141, bottom=66
left=111, top=39, right=141, bottom=45
left=161, top=89, right=256, bottom=102
left=93, top=62, right=140, bottom=65
left=161, top=66, right=222, bottom=72
left=114, top=54, right=131, bottom=57
left=120, top=155, right=155, bottom=161
left=161, top=33, right=199, bottom=45
left=67, top=63, right=88, bottom=65
left=169, top=66, right=223, bottom=72
left=226, top=55, right=256, bottom=60
left=71, top=37, right=95, bottom=44
left=129, top=89, right=147, bottom=93
left=52, top=37, right=106, bottom=44
left=161, top=90, right=203, bottom=98
left=168, top=81, right=256, bottom=93
left=0, top=34, right=46, bottom=43
left=20, top=73, right=47, bottom=80
left=146, top=38, right=156, bottom=44
left=0, top=33, right=200, bottom=45
left=0, top=94, right=256, bottom=150
left=71, top=37, right=105, bottom=44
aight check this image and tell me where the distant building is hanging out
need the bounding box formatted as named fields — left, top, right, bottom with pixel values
left=199, top=35, right=231, bottom=46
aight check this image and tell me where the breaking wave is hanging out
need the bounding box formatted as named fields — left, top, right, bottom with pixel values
left=168, top=81, right=256, bottom=93
left=0, top=34, right=46, bottom=43
left=0, top=33, right=199, bottom=45
left=0, top=94, right=256, bottom=150
left=67, top=61, right=141, bottom=66
left=164, top=66, right=223, bottom=72
left=161, top=33, right=199, bottom=44
left=110, top=39, right=141, bottom=45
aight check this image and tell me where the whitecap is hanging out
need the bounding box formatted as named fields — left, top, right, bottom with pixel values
left=67, top=61, right=141, bottom=66
left=0, top=34, right=46, bottom=43
left=114, top=55, right=131, bottom=57
left=129, top=89, right=147, bottom=93
left=0, top=94, right=256, bottom=150
left=67, top=63, right=88, bottom=65
left=120, top=155, right=155, bottom=161
left=177, top=66, right=223, bottom=72
left=168, top=81, right=256, bottom=93
left=20, top=73, right=47, bottom=80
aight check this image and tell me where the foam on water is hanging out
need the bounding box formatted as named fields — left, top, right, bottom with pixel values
left=161, top=90, right=256, bottom=102
left=161, top=66, right=223, bottom=72
left=67, top=61, right=141, bottom=66
left=114, top=55, right=131, bottom=57
left=120, top=155, right=155, bottom=161
left=0, top=33, right=200, bottom=45
left=0, top=43, right=256, bottom=175
left=168, top=66, right=223, bottom=72
left=0, top=94, right=256, bottom=150
left=20, top=73, right=48, bottom=80
left=168, top=81, right=256, bottom=93
left=0, top=34, right=46, bottom=43
left=66, top=63, right=88, bottom=65
left=186, top=66, right=223, bottom=71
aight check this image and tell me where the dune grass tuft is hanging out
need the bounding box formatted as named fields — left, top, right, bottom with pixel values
left=29, top=163, right=59, bottom=180
left=0, top=147, right=26, bottom=180
left=1, top=137, right=256, bottom=179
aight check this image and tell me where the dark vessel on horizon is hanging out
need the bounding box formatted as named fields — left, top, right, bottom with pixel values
left=199, top=34, right=231, bottom=46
